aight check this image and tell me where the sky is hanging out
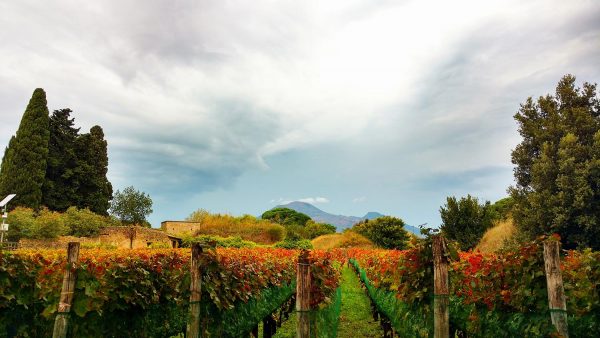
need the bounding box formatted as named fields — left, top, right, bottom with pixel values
left=0, top=0, right=599, bottom=228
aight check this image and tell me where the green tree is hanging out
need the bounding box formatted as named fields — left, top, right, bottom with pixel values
left=110, top=186, right=153, bottom=226
left=76, top=126, right=113, bottom=215
left=261, top=208, right=311, bottom=227
left=352, top=216, right=409, bottom=249
left=510, top=75, right=600, bottom=249
left=42, top=109, right=80, bottom=211
left=304, top=220, right=336, bottom=239
left=439, top=195, right=494, bottom=250
left=0, top=88, right=50, bottom=209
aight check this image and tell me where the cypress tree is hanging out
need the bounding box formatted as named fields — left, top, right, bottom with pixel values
left=0, top=88, right=50, bottom=209
left=75, top=126, right=113, bottom=215
left=42, top=109, right=80, bottom=211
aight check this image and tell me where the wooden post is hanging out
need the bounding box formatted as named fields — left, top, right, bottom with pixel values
left=296, top=250, right=311, bottom=338
left=543, top=240, right=569, bottom=338
left=432, top=235, right=449, bottom=338
left=187, top=243, right=203, bottom=338
left=52, top=242, right=80, bottom=338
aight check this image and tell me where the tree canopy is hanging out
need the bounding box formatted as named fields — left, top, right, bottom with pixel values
left=439, top=195, right=495, bottom=251
left=260, top=207, right=311, bottom=227
left=42, top=108, right=80, bottom=211
left=510, top=74, right=600, bottom=249
left=0, top=88, right=50, bottom=209
left=352, top=216, right=409, bottom=249
left=75, top=126, right=112, bottom=215
left=0, top=89, right=113, bottom=215
left=110, top=186, right=153, bottom=226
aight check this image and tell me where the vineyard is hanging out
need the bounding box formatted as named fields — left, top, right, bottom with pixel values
left=0, top=236, right=599, bottom=337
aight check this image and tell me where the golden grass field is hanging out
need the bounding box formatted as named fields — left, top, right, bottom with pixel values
left=476, top=217, right=516, bottom=253
left=311, top=231, right=375, bottom=250
left=186, top=211, right=286, bottom=244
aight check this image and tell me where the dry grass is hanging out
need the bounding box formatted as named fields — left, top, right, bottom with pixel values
left=476, top=217, right=517, bottom=253
left=311, top=231, right=375, bottom=250
left=186, top=211, right=285, bottom=244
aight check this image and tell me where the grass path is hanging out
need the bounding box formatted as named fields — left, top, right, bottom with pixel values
left=337, top=265, right=383, bottom=337
left=274, top=265, right=383, bottom=337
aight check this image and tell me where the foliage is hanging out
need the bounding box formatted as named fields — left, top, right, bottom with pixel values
left=42, top=109, right=80, bottom=212
left=185, top=209, right=285, bottom=244
left=110, top=186, right=153, bottom=226
left=6, top=206, right=117, bottom=240
left=63, top=206, right=118, bottom=237
left=440, top=195, right=495, bottom=250
left=274, top=238, right=313, bottom=249
left=0, top=88, right=50, bottom=209
left=75, top=126, right=113, bottom=215
left=0, top=90, right=113, bottom=214
left=510, top=74, right=600, bottom=249
left=0, top=248, right=345, bottom=337
left=261, top=207, right=311, bottom=227
left=5, top=207, right=67, bottom=239
left=304, top=220, right=336, bottom=239
left=352, top=216, right=409, bottom=249
left=182, top=234, right=257, bottom=248
left=349, top=235, right=600, bottom=337
left=489, top=197, right=515, bottom=221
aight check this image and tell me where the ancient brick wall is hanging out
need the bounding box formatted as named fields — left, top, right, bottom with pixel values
left=161, top=221, right=202, bottom=236
left=19, top=226, right=180, bottom=249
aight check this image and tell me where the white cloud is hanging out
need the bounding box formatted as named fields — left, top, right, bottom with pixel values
left=352, top=196, right=366, bottom=203
left=0, top=0, right=598, bottom=199
left=297, top=197, right=330, bottom=204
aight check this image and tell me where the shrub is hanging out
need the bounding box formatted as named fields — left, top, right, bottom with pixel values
left=440, top=195, right=495, bottom=251
left=63, top=207, right=116, bottom=237
left=274, top=239, right=313, bottom=249
left=182, top=235, right=257, bottom=248
left=5, top=207, right=35, bottom=241
left=304, top=221, right=336, bottom=239
left=353, top=216, right=409, bottom=249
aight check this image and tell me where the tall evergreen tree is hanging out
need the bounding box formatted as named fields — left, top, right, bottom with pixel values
left=75, top=126, right=112, bottom=215
left=510, top=75, right=600, bottom=249
left=0, top=88, right=50, bottom=209
left=42, top=109, right=80, bottom=211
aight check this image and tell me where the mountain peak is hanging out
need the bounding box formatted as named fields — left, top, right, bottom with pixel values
left=274, top=201, right=421, bottom=236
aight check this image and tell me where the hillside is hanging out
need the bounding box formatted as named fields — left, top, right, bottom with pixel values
left=275, top=201, right=421, bottom=236
left=476, top=218, right=516, bottom=253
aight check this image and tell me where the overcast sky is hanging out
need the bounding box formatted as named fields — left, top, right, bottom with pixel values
left=1, top=0, right=599, bottom=227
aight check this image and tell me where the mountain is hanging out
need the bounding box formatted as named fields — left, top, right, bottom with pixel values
left=274, top=201, right=421, bottom=236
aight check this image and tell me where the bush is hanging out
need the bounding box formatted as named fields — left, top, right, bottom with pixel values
left=5, top=207, right=35, bottom=241
left=304, top=221, right=336, bottom=239
left=440, top=195, right=495, bottom=251
left=5, top=207, right=119, bottom=240
left=353, top=216, right=409, bottom=249
left=182, top=235, right=257, bottom=248
left=274, top=239, right=313, bottom=249
left=63, top=207, right=116, bottom=237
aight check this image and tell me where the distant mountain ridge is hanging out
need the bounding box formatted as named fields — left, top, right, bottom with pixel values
left=274, top=201, right=421, bottom=236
